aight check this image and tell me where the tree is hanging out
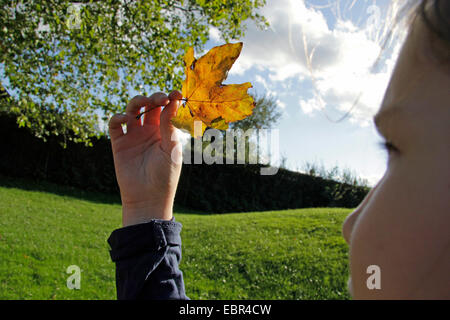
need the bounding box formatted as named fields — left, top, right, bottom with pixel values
left=230, top=92, right=282, bottom=131
left=228, top=92, right=283, bottom=163
left=0, top=0, right=267, bottom=146
left=179, top=92, right=283, bottom=165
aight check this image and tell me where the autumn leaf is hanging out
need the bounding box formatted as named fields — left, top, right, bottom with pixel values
left=171, top=42, right=255, bottom=137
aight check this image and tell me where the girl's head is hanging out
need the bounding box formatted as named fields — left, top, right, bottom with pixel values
left=342, top=0, right=450, bottom=299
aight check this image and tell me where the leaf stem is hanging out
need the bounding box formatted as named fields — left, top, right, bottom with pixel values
left=135, top=98, right=187, bottom=120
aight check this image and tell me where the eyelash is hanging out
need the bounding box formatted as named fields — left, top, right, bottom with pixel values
left=379, top=141, right=399, bottom=154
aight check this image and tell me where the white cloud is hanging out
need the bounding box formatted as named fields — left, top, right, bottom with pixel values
left=299, top=96, right=322, bottom=115
left=209, top=26, right=221, bottom=42
left=254, top=75, right=269, bottom=91
left=230, top=0, right=406, bottom=125
left=276, top=99, right=286, bottom=109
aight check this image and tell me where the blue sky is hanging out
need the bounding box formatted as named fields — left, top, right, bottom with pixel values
left=195, top=0, right=407, bottom=185
left=3, top=0, right=406, bottom=186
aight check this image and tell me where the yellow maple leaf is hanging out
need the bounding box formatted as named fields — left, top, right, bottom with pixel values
left=171, top=42, right=255, bottom=137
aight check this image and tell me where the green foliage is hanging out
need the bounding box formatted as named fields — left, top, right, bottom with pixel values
left=176, top=164, right=369, bottom=212
left=231, top=92, right=283, bottom=130
left=0, top=0, right=268, bottom=146
left=301, top=160, right=370, bottom=187
left=0, top=177, right=351, bottom=299
left=188, top=92, right=283, bottom=164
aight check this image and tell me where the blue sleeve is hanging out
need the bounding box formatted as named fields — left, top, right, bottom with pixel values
left=107, top=219, right=189, bottom=300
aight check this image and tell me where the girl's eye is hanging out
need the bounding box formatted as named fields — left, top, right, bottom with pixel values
left=380, top=141, right=399, bottom=155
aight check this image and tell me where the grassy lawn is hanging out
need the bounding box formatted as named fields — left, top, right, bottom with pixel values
left=0, top=176, right=352, bottom=300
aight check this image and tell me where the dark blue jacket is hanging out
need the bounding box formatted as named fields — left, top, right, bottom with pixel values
left=107, top=219, right=188, bottom=300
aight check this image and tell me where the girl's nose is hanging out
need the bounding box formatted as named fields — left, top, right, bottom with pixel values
left=342, top=180, right=380, bottom=244
left=342, top=207, right=361, bottom=245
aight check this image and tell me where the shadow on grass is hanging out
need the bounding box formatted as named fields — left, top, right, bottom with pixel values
left=0, top=173, right=121, bottom=204
left=0, top=174, right=205, bottom=214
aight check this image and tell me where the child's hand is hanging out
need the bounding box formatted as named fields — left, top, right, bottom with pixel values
left=108, top=91, right=183, bottom=226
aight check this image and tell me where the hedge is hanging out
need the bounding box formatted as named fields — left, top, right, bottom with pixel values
left=0, top=113, right=369, bottom=213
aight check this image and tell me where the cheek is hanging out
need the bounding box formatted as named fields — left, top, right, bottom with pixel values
left=349, top=160, right=450, bottom=299
left=349, top=159, right=427, bottom=291
left=348, top=175, right=409, bottom=298
left=348, top=183, right=382, bottom=293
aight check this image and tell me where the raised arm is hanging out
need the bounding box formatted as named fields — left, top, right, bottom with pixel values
left=107, top=91, right=188, bottom=300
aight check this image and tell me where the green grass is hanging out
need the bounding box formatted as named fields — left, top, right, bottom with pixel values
left=0, top=176, right=352, bottom=300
